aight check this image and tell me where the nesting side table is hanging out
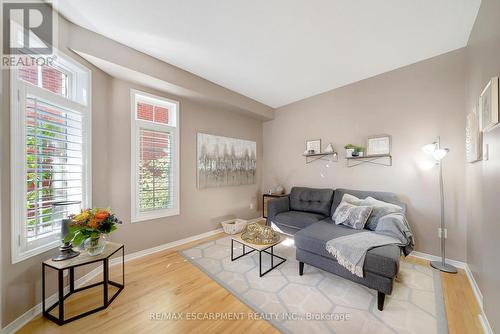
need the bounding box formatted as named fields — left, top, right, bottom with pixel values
left=230, top=233, right=286, bottom=277
left=42, top=242, right=124, bottom=325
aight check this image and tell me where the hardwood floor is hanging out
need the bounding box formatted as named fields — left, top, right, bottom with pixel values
left=404, top=256, right=483, bottom=334
left=18, top=233, right=483, bottom=334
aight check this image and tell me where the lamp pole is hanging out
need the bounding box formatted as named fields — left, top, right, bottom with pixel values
left=430, top=137, right=457, bottom=273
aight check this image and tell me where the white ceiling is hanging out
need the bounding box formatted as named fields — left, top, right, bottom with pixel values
left=53, top=0, right=481, bottom=108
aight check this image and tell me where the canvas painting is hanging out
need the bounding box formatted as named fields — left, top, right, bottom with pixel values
left=197, top=133, right=257, bottom=189
left=466, top=106, right=481, bottom=163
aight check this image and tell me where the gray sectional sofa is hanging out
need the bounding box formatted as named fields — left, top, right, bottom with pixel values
left=267, top=187, right=407, bottom=311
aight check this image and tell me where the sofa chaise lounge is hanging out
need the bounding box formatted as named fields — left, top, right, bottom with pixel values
left=267, top=187, right=407, bottom=311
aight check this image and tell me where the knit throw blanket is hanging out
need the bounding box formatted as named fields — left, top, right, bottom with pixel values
left=325, top=212, right=414, bottom=277
left=325, top=232, right=400, bottom=277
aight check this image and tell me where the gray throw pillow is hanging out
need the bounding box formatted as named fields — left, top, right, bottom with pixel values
left=362, top=197, right=403, bottom=230
left=332, top=201, right=373, bottom=230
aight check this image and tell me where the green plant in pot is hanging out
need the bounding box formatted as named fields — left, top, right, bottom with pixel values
left=64, top=208, right=122, bottom=256
left=352, top=146, right=365, bottom=157
left=344, top=144, right=358, bottom=157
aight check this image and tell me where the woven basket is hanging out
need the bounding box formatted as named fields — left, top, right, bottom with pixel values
left=221, top=219, right=248, bottom=235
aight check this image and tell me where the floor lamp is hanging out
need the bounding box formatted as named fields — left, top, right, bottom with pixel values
left=421, top=137, right=458, bottom=274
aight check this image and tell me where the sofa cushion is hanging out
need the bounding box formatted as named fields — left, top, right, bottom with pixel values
left=294, top=220, right=400, bottom=278
left=289, top=187, right=334, bottom=216
left=331, top=188, right=406, bottom=217
left=273, top=211, right=326, bottom=230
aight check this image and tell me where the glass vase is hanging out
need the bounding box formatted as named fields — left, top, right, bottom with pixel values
left=84, top=235, right=106, bottom=256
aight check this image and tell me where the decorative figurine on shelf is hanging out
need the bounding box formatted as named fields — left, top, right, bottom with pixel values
left=64, top=208, right=123, bottom=256
left=52, top=201, right=82, bottom=261
left=325, top=143, right=334, bottom=153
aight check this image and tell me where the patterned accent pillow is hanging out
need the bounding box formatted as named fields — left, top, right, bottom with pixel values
left=338, top=194, right=403, bottom=230
left=332, top=201, right=373, bottom=230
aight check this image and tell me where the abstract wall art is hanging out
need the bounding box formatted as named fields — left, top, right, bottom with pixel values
left=197, top=133, right=257, bottom=189
left=466, top=105, right=482, bottom=163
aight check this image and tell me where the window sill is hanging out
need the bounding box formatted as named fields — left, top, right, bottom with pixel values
left=12, top=239, right=60, bottom=264
left=131, top=209, right=180, bottom=223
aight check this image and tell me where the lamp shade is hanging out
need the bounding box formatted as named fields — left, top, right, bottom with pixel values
left=422, top=142, right=449, bottom=161
left=421, top=143, right=437, bottom=155
left=432, top=148, right=449, bottom=161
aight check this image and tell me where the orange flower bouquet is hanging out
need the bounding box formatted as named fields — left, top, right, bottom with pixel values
left=64, top=208, right=122, bottom=255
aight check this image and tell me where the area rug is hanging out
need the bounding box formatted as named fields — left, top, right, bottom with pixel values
left=181, top=236, right=447, bottom=334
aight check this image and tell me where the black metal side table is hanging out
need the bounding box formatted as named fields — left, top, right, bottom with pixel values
left=230, top=234, right=286, bottom=277
left=42, top=242, right=125, bottom=325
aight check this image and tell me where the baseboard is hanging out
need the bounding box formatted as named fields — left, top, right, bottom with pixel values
left=410, top=251, right=494, bottom=334
left=0, top=304, right=40, bottom=334
left=115, top=228, right=223, bottom=264
left=464, top=264, right=484, bottom=309
left=0, top=228, right=223, bottom=334
left=409, top=251, right=467, bottom=269
left=464, top=264, right=494, bottom=334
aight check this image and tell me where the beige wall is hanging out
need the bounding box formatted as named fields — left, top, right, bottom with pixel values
left=107, top=78, right=262, bottom=254
left=262, top=49, right=467, bottom=261
left=1, top=15, right=263, bottom=326
left=465, top=0, right=500, bottom=331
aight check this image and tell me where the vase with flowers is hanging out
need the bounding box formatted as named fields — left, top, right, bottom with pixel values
left=64, top=208, right=122, bottom=256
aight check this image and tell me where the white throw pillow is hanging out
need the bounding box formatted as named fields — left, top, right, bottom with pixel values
left=332, top=201, right=373, bottom=230
left=341, top=193, right=364, bottom=206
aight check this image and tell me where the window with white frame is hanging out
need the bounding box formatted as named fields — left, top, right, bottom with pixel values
left=11, top=54, right=91, bottom=263
left=131, top=91, right=180, bottom=222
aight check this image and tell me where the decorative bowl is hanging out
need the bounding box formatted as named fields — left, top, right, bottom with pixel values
left=221, top=219, right=248, bottom=235
left=241, top=223, right=280, bottom=245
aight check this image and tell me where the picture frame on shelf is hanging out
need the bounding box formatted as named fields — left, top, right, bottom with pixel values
left=479, top=77, right=499, bottom=132
left=305, top=139, right=321, bottom=155
left=367, top=135, right=391, bottom=156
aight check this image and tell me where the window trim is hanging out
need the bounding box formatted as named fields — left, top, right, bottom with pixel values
left=130, top=89, right=180, bottom=223
left=10, top=52, right=92, bottom=264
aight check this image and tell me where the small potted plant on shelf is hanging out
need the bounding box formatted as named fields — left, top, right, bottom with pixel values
left=64, top=208, right=122, bottom=256
left=344, top=144, right=356, bottom=158
left=352, top=146, right=365, bottom=157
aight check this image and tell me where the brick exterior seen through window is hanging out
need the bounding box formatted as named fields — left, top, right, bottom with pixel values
left=18, top=64, right=38, bottom=86
left=137, top=102, right=169, bottom=124
left=18, top=64, right=68, bottom=97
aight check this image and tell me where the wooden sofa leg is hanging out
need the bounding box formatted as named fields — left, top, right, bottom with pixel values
left=299, top=262, right=304, bottom=276
left=377, top=292, right=385, bottom=311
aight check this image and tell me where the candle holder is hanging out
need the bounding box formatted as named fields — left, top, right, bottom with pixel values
left=52, top=201, right=81, bottom=262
